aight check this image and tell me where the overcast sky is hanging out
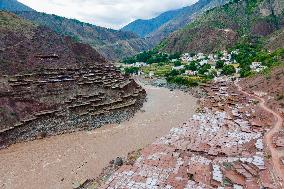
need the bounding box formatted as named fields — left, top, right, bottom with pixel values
left=18, top=0, right=198, bottom=29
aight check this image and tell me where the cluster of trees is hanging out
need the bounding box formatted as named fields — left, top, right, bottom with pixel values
left=122, top=50, right=181, bottom=64
left=232, top=42, right=283, bottom=77
left=124, top=67, right=139, bottom=75
left=166, top=76, right=199, bottom=87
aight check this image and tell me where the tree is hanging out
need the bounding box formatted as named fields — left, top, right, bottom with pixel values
left=222, top=65, right=236, bottom=75
left=174, top=60, right=182, bottom=67
left=198, top=64, right=211, bottom=75
left=166, top=69, right=180, bottom=77
left=185, top=61, right=198, bottom=71
left=216, top=60, right=225, bottom=69
left=169, top=53, right=181, bottom=60
left=240, top=66, right=252, bottom=77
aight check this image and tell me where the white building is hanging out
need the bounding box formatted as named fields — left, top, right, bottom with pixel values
left=184, top=70, right=197, bottom=76
left=133, top=62, right=147, bottom=67
left=199, top=59, right=208, bottom=66
left=172, top=65, right=185, bottom=70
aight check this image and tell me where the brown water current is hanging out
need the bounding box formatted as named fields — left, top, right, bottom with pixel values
left=0, top=83, right=197, bottom=189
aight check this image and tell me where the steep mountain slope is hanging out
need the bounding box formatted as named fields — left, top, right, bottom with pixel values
left=0, top=11, right=146, bottom=147
left=0, top=11, right=106, bottom=74
left=122, top=0, right=229, bottom=42
left=15, top=11, right=154, bottom=61
left=148, top=0, right=229, bottom=43
left=0, top=0, right=34, bottom=12
left=160, top=0, right=284, bottom=54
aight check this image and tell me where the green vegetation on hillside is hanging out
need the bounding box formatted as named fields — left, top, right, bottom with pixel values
left=122, top=50, right=180, bottom=64
left=231, top=40, right=284, bottom=77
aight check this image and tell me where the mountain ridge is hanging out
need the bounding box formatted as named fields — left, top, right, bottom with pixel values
left=121, top=0, right=229, bottom=43
left=159, top=0, right=284, bottom=54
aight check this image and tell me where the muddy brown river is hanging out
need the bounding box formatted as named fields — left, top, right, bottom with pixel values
left=0, top=84, right=197, bottom=189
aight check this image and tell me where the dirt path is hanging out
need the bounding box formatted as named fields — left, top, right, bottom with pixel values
left=0, top=84, right=197, bottom=189
left=236, top=82, right=284, bottom=188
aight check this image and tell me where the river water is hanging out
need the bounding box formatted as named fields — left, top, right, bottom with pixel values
left=0, top=84, right=197, bottom=189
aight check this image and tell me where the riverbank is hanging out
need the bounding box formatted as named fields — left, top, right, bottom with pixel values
left=0, top=83, right=197, bottom=189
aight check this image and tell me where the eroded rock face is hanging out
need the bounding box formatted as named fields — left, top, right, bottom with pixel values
left=0, top=12, right=147, bottom=148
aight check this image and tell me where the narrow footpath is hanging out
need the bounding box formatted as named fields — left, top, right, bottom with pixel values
left=236, top=81, right=284, bottom=188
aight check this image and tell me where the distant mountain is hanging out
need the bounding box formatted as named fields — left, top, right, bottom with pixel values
left=121, top=8, right=182, bottom=37
left=122, top=0, right=229, bottom=42
left=148, top=0, right=229, bottom=43
left=16, top=11, right=154, bottom=60
left=0, top=1, right=153, bottom=61
left=159, top=0, right=284, bottom=54
left=0, top=0, right=34, bottom=12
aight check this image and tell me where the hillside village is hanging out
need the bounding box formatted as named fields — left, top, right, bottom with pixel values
left=120, top=48, right=270, bottom=86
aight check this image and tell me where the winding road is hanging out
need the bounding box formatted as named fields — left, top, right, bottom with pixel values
left=236, top=81, right=284, bottom=188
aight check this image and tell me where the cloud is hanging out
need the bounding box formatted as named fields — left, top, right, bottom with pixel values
left=18, top=0, right=198, bottom=29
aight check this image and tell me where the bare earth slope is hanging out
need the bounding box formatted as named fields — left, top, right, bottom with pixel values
left=240, top=66, right=284, bottom=117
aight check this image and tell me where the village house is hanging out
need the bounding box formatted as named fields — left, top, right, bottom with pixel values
left=184, top=70, right=197, bottom=76
left=133, top=62, right=147, bottom=67
left=181, top=53, right=193, bottom=62
left=250, top=62, right=267, bottom=73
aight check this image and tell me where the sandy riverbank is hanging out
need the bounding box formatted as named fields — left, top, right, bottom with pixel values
left=0, top=84, right=197, bottom=189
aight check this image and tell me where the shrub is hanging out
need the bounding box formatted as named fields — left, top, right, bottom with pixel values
left=166, top=76, right=199, bottom=87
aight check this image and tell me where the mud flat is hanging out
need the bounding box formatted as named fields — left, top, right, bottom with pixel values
left=0, top=84, right=197, bottom=189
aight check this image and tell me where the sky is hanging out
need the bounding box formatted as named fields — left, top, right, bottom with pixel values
left=18, top=0, right=198, bottom=29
